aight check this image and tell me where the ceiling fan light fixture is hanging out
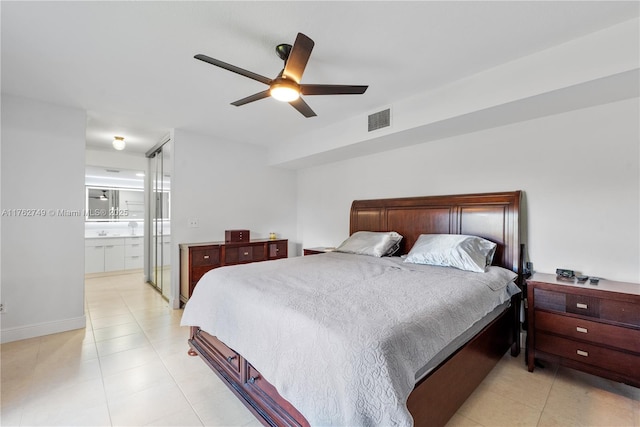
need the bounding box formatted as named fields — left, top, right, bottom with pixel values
left=270, top=80, right=300, bottom=102
left=112, top=136, right=125, bottom=150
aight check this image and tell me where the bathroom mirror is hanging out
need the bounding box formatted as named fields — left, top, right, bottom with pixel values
left=85, top=187, right=155, bottom=221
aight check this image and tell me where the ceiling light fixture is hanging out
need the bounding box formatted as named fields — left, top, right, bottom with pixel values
left=112, top=136, right=125, bottom=150
left=269, top=79, right=300, bottom=102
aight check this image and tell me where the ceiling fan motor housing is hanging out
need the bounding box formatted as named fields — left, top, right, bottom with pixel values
left=275, top=43, right=293, bottom=62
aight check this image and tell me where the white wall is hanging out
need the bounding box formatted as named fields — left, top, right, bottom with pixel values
left=170, top=129, right=298, bottom=307
left=272, top=18, right=639, bottom=169
left=1, top=95, right=86, bottom=342
left=85, top=147, right=148, bottom=172
left=297, top=98, right=640, bottom=283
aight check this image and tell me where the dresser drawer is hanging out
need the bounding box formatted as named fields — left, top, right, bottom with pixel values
left=191, top=265, right=215, bottom=285
left=192, top=247, right=220, bottom=266
left=268, top=241, right=287, bottom=259
left=226, top=245, right=267, bottom=264
left=251, top=244, right=266, bottom=262
left=535, top=332, right=640, bottom=379
left=535, top=310, right=640, bottom=353
left=239, top=246, right=254, bottom=262
left=226, top=246, right=255, bottom=263
left=197, top=330, right=241, bottom=380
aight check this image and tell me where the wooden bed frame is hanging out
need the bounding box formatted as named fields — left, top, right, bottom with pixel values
left=188, top=190, right=523, bottom=427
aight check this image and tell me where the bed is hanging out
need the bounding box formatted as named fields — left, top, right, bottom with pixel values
left=182, top=191, right=524, bottom=426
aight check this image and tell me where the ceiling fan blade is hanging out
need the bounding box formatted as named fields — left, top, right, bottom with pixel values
left=289, top=97, right=317, bottom=118
left=282, top=33, right=315, bottom=83
left=195, top=54, right=272, bottom=85
left=231, top=90, right=272, bottom=106
left=301, top=84, right=368, bottom=95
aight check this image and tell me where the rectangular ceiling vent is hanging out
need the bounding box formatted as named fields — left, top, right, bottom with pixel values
left=368, top=108, right=391, bottom=132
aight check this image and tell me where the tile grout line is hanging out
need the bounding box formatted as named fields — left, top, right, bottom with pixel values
left=85, top=277, right=116, bottom=427
left=535, top=362, right=559, bottom=427
left=15, top=337, right=43, bottom=427
left=118, top=275, right=207, bottom=427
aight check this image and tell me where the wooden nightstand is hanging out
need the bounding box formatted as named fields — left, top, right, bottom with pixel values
left=303, top=247, right=336, bottom=256
left=526, top=273, right=640, bottom=387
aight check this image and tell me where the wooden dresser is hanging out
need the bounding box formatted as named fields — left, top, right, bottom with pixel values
left=303, top=247, right=336, bottom=256
left=526, top=273, right=640, bottom=387
left=180, top=239, right=288, bottom=304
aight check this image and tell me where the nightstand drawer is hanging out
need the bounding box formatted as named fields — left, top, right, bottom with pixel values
left=534, top=288, right=566, bottom=312
left=536, top=332, right=640, bottom=379
left=535, top=311, right=640, bottom=353
left=566, top=294, right=599, bottom=317
left=601, top=299, right=640, bottom=327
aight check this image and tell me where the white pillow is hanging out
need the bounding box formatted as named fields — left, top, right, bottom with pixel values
left=404, top=234, right=497, bottom=273
left=335, top=231, right=403, bottom=257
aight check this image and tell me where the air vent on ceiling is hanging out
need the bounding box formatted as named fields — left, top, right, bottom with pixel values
left=368, top=108, right=391, bottom=132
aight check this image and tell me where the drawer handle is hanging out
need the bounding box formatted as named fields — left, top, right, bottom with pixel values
left=576, top=303, right=588, bottom=310
left=577, top=350, right=589, bottom=357
left=203, top=255, right=210, bottom=259
left=226, top=355, right=236, bottom=363
left=132, top=244, right=140, bottom=247
left=576, top=326, right=588, bottom=334
left=248, top=375, right=259, bottom=384
left=244, top=252, right=249, bottom=256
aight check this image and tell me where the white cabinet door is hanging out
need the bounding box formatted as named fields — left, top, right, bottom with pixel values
left=124, top=237, right=143, bottom=270
left=104, top=244, right=125, bottom=271
left=85, top=245, right=105, bottom=274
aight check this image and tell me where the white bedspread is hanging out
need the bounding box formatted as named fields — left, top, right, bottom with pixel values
left=181, top=252, right=520, bottom=426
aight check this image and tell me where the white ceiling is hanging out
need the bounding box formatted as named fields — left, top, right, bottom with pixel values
left=2, top=1, right=638, bottom=154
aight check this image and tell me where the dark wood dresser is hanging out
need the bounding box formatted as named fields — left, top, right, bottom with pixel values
left=526, top=273, right=640, bottom=387
left=180, top=239, right=288, bottom=304
left=303, top=247, right=336, bottom=256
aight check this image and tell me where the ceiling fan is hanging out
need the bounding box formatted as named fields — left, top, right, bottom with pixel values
left=89, top=190, right=109, bottom=200
left=195, top=32, right=368, bottom=118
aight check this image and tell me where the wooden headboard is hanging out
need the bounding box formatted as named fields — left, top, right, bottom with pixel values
left=350, top=191, right=522, bottom=274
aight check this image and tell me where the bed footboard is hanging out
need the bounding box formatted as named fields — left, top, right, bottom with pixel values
left=408, top=295, right=518, bottom=426
left=188, top=327, right=309, bottom=427
left=188, top=294, right=518, bottom=427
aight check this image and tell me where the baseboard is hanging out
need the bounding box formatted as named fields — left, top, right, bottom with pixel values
left=1, top=315, right=86, bottom=344
left=85, top=268, right=143, bottom=279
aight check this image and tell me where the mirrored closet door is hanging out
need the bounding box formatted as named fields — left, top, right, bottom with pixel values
left=146, top=139, right=171, bottom=299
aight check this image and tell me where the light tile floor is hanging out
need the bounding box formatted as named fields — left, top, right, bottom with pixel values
left=1, top=272, right=638, bottom=426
